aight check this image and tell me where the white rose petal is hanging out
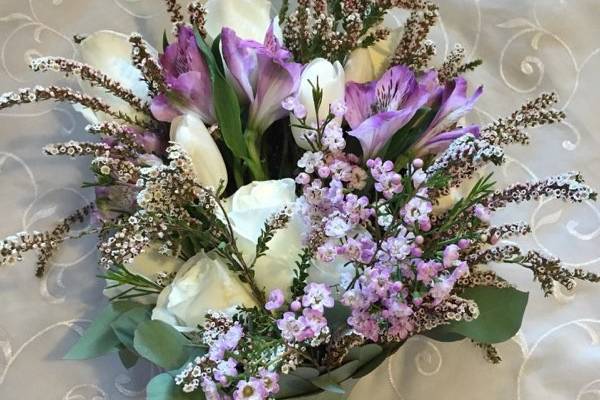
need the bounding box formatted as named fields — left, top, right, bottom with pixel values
left=76, top=30, right=155, bottom=122
left=224, top=179, right=302, bottom=294
left=292, top=59, right=345, bottom=149
left=152, top=251, right=257, bottom=331
left=170, top=113, right=228, bottom=190
left=344, top=28, right=402, bottom=83
left=103, top=245, right=184, bottom=304
left=204, top=0, right=272, bottom=42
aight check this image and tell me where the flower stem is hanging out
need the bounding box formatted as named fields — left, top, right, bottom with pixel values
left=245, top=129, right=269, bottom=181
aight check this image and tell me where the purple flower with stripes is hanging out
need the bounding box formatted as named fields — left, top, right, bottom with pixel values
left=345, top=65, right=432, bottom=158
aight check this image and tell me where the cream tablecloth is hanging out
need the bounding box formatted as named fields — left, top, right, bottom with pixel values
left=1, top=1, right=599, bottom=399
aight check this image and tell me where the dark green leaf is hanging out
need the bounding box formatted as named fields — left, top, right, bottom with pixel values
left=162, top=30, right=169, bottom=52
left=444, top=286, right=529, bottom=344
left=290, top=367, right=320, bottom=380
left=382, top=107, right=437, bottom=161
left=211, top=34, right=224, bottom=75
left=194, top=27, right=249, bottom=160
left=146, top=373, right=200, bottom=400
left=110, top=305, right=152, bottom=349
left=118, top=347, right=139, bottom=369
left=134, top=320, right=189, bottom=370
left=64, top=301, right=138, bottom=360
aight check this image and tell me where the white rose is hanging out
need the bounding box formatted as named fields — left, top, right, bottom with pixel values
left=152, top=251, right=258, bottom=331
left=204, top=0, right=272, bottom=42
left=433, top=174, right=482, bottom=214
left=170, top=112, right=228, bottom=190
left=344, top=28, right=402, bottom=83
left=291, top=59, right=345, bottom=149
left=224, top=179, right=303, bottom=295
left=103, top=245, right=184, bottom=304
left=75, top=30, right=155, bottom=123
left=225, top=178, right=354, bottom=295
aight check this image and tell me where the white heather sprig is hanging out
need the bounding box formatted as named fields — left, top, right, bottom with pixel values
left=0, top=204, right=94, bottom=276
left=44, top=141, right=114, bottom=158
left=482, top=172, right=597, bottom=211
left=129, top=33, right=166, bottom=96
left=92, top=157, right=139, bottom=183
left=426, top=135, right=504, bottom=195
left=30, top=57, right=150, bottom=113
left=0, top=86, right=145, bottom=128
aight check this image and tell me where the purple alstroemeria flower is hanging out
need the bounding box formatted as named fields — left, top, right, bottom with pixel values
left=345, top=65, right=432, bottom=159
left=221, top=23, right=302, bottom=134
left=150, top=26, right=216, bottom=124
left=411, top=77, right=483, bottom=156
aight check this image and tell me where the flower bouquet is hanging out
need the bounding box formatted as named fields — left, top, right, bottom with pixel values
left=1, top=1, right=598, bottom=399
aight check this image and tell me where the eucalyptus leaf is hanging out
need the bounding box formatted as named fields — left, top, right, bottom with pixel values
left=352, top=342, right=402, bottom=379
left=146, top=373, right=200, bottom=400
left=311, top=360, right=361, bottom=390
left=134, top=320, right=189, bottom=370
left=443, top=286, right=529, bottom=344
left=424, top=327, right=466, bottom=343
left=110, top=305, right=152, bottom=349
left=275, top=373, right=320, bottom=399
left=291, top=367, right=320, bottom=380
left=64, top=301, right=138, bottom=360
left=345, top=343, right=383, bottom=365
left=118, top=347, right=139, bottom=369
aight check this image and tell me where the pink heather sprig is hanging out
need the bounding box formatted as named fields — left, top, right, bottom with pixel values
left=367, top=158, right=404, bottom=199
left=175, top=313, right=280, bottom=400
left=272, top=283, right=334, bottom=346
left=342, top=239, right=471, bottom=342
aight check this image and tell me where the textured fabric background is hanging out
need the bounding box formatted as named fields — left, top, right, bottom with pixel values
left=1, top=1, right=599, bottom=399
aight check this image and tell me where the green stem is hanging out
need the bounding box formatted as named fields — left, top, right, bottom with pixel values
left=245, top=129, right=269, bottom=181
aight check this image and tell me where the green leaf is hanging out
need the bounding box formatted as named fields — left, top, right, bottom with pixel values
left=134, top=320, right=189, bottom=370
left=211, top=34, right=225, bottom=75
left=162, top=30, right=169, bottom=52
left=64, top=301, right=138, bottom=360
left=290, top=367, right=320, bottom=380
left=275, top=373, right=320, bottom=399
left=324, top=302, right=351, bottom=334
left=118, top=347, right=139, bottom=369
left=146, top=373, right=200, bottom=400
left=424, top=327, right=465, bottom=343
left=444, top=286, right=529, bottom=344
left=311, top=360, right=361, bottom=391
left=345, top=343, right=383, bottom=365
left=352, top=342, right=402, bottom=379
left=194, top=27, right=249, bottom=160
left=382, top=107, right=437, bottom=161
left=110, top=305, right=152, bottom=349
